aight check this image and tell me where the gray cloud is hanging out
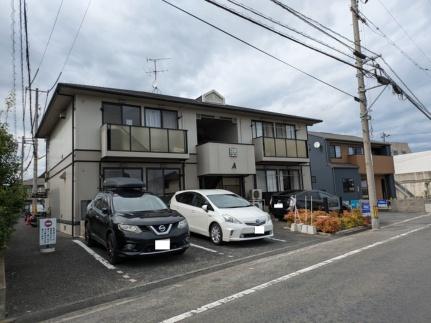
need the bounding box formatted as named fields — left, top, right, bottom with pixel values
left=1, top=0, right=430, bottom=179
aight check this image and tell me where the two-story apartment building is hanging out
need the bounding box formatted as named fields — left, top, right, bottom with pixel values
left=36, top=83, right=321, bottom=235
left=308, top=132, right=396, bottom=203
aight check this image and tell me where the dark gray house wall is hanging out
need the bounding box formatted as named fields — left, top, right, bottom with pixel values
left=308, top=135, right=334, bottom=193
left=308, top=135, right=362, bottom=202
left=333, top=168, right=362, bottom=201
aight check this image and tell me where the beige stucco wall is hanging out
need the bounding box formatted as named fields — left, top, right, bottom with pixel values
left=47, top=102, right=72, bottom=170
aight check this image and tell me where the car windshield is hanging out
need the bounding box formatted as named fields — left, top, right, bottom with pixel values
left=207, top=194, right=251, bottom=208
left=113, top=193, right=168, bottom=213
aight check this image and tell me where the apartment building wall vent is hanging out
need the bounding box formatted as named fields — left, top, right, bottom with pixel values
left=196, top=90, right=225, bottom=105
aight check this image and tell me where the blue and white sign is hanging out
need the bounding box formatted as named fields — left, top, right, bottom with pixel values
left=361, top=201, right=371, bottom=216
left=377, top=199, right=389, bottom=209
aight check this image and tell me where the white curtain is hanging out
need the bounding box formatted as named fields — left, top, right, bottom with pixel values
left=145, top=109, right=161, bottom=128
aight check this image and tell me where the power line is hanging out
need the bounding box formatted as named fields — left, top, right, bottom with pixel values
left=204, top=0, right=370, bottom=73
left=227, top=0, right=356, bottom=61
left=19, top=0, right=26, bottom=137
left=48, top=0, right=91, bottom=90
left=376, top=0, right=431, bottom=66
left=10, top=0, right=17, bottom=137
left=31, top=0, right=64, bottom=84
left=161, top=0, right=358, bottom=100
left=359, top=9, right=431, bottom=73
left=23, top=0, right=33, bottom=135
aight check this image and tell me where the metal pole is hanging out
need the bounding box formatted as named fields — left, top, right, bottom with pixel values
left=31, top=88, right=39, bottom=217
left=20, top=136, right=24, bottom=180
left=351, top=0, right=379, bottom=229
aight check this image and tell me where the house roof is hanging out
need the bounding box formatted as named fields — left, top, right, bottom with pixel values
left=36, top=83, right=322, bottom=138
left=309, top=131, right=388, bottom=146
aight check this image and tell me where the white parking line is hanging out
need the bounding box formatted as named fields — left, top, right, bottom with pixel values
left=190, top=243, right=218, bottom=253
left=73, top=240, right=116, bottom=270
left=382, top=213, right=431, bottom=228
left=160, top=223, right=431, bottom=323
left=267, top=237, right=286, bottom=242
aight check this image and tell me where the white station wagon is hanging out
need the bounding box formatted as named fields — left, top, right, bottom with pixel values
left=170, top=189, right=273, bottom=244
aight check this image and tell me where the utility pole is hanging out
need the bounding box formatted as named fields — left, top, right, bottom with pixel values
left=31, top=88, right=39, bottom=217
left=351, top=0, right=379, bottom=229
left=20, top=136, right=24, bottom=180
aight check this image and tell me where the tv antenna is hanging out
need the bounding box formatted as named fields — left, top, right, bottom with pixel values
left=381, top=132, right=390, bottom=142
left=146, top=57, right=170, bottom=93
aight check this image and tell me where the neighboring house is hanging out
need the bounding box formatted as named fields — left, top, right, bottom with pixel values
left=23, top=174, right=47, bottom=210
left=390, top=142, right=411, bottom=156
left=308, top=132, right=396, bottom=203
left=394, top=150, right=431, bottom=199
left=36, top=83, right=321, bottom=235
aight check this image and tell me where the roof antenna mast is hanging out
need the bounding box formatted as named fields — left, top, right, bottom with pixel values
left=146, top=57, right=170, bottom=93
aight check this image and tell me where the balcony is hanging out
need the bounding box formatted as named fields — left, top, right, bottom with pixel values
left=197, top=142, right=256, bottom=176
left=348, top=154, right=394, bottom=175
left=253, top=137, right=309, bottom=163
left=101, top=124, right=189, bottom=159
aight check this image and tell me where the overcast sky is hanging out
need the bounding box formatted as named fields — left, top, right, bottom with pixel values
left=1, top=0, right=430, bottom=179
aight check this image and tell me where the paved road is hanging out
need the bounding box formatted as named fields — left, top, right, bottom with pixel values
left=49, top=213, right=431, bottom=323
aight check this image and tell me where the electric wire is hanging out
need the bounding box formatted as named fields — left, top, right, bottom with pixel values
left=48, top=0, right=91, bottom=90
left=19, top=0, right=26, bottom=137
left=161, top=0, right=359, bottom=100
left=23, top=0, right=33, bottom=135
left=376, top=0, right=431, bottom=66
left=204, top=0, right=370, bottom=73
left=359, top=10, right=430, bottom=73
left=10, top=0, right=17, bottom=137
left=227, top=0, right=356, bottom=61
left=31, top=0, right=64, bottom=84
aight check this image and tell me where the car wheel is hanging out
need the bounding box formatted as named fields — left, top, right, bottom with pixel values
left=106, top=233, right=120, bottom=265
left=85, top=222, right=95, bottom=247
left=210, top=223, right=223, bottom=245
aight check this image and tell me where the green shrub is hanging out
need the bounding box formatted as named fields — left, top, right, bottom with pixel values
left=0, top=123, right=26, bottom=248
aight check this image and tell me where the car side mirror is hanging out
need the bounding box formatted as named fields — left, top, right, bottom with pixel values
left=202, top=204, right=208, bottom=212
left=101, top=207, right=109, bottom=215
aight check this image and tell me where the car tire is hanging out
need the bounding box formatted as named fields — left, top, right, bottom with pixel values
left=85, top=222, right=95, bottom=247
left=106, top=232, right=120, bottom=265
left=210, top=223, right=223, bottom=245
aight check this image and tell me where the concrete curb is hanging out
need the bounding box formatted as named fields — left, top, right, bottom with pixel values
left=0, top=251, right=6, bottom=320
left=317, top=225, right=370, bottom=237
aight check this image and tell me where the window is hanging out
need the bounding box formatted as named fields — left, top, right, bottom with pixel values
left=207, top=194, right=250, bottom=208
left=266, top=170, right=277, bottom=192
left=275, top=124, right=287, bottom=138
left=251, top=121, right=263, bottom=138
left=175, top=192, right=194, bottom=205
left=343, top=178, right=355, bottom=193
left=113, top=194, right=168, bottom=212
left=102, top=103, right=141, bottom=126
left=263, top=122, right=274, bottom=138
left=329, top=145, right=341, bottom=158
left=393, top=150, right=398, bottom=155
left=147, top=168, right=181, bottom=197
left=280, top=169, right=301, bottom=191
left=145, top=108, right=178, bottom=129
left=192, top=193, right=209, bottom=208
left=256, top=170, right=267, bottom=192
left=311, top=176, right=317, bottom=184
left=348, top=146, right=363, bottom=155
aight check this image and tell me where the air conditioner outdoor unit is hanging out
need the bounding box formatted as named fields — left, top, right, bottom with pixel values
left=250, top=189, right=263, bottom=201
left=252, top=200, right=263, bottom=210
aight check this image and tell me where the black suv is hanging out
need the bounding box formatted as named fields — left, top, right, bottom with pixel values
left=85, top=177, right=190, bottom=264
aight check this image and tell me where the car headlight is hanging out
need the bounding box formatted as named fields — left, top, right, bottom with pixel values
left=265, top=213, right=272, bottom=222
left=223, top=215, right=242, bottom=224
left=118, top=224, right=142, bottom=233
left=177, top=219, right=188, bottom=229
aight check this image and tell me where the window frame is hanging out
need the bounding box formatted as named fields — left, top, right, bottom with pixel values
left=144, top=107, right=179, bottom=130
left=342, top=178, right=355, bottom=193
left=329, top=145, right=342, bottom=159
left=102, top=102, right=142, bottom=126
left=103, top=167, right=143, bottom=182
left=146, top=167, right=182, bottom=197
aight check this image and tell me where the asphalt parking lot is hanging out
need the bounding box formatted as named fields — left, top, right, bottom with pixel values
left=7, top=211, right=421, bottom=321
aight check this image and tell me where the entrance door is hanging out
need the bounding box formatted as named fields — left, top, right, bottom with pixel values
left=200, top=176, right=244, bottom=196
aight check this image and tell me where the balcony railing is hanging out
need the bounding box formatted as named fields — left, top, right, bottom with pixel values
left=105, top=124, right=187, bottom=154
left=257, top=137, right=308, bottom=158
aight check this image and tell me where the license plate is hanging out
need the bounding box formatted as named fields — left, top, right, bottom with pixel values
left=274, top=203, right=283, bottom=209
left=155, top=239, right=170, bottom=250
left=255, top=226, right=265, bottom=234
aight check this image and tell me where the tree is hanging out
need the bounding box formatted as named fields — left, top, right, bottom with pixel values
left=0, top=123, right=25, bottom=248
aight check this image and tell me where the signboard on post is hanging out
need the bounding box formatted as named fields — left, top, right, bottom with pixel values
left=361, top=201, right=371, bottom=217
left=39, top=218, right=56, bottom=253
left=377, top=199, right=389, bottom=209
